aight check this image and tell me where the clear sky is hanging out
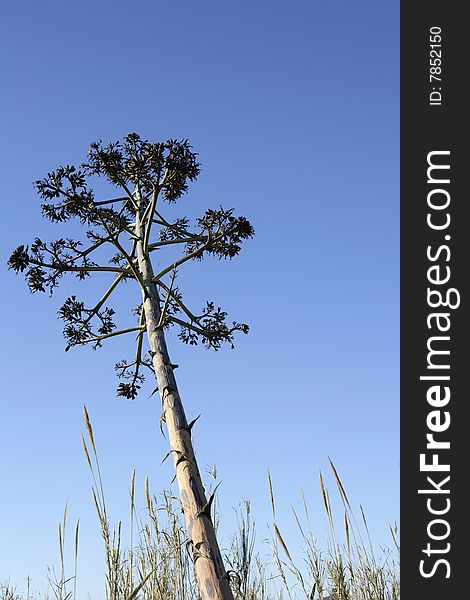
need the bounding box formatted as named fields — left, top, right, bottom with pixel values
left=0, top=1, right=399, bottom=596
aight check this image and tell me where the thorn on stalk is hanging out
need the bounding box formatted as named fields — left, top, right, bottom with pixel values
left=160, top=450, right=172, bottom=465
left=162, top=384, right=177, bottom=398
left=196, top=482, right=222, bottom=521
left=159, top=410, right=167, bottom=437
left=185, top=539, right=209, bottom=566
left=171, top=455, right=191, bottom=484
left=224, top=570, right=242, bottom=588
left=160, top=448, right=180, bottom=465
left=185, top=539, right=194, bottom=559
left=148, top=386, right=159, bottom=399
left=191, top=548, right=212, bottom=565
left=191, top=540, right=215, bottom=566
left=175, top=451, right=191, bottom=468
left=161, top=448, right=191, bottom=468
left=180, top=414, right=201, bottom=435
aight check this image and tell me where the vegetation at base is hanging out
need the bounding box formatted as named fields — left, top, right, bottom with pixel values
left=1, top=415, right=399, bottom=600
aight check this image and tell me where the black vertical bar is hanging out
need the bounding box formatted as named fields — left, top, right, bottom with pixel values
left=401, top=2, right=467, bottom=598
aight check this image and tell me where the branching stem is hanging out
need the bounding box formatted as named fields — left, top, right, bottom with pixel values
left=148, top=235, right=206, bottom=251
left=97, top=213, right=148, bottom=295
left=93, top=196, right=128, bottom=206
left=169, top=316, right=215, bottom=338
left=74, top=326, right=145, bottom=347
left=153, top=211, right=197, bottom=240
left=152, top=238, right=210, bottom=282
left=75, top=272, right=127, bottom=337
left=157, top=280, right=202, bottom=326
left=157, top=270, right=177, bottom=328
left=143, top=189, right=158, bottom=252
left=29, top=258, right=130, bottom=275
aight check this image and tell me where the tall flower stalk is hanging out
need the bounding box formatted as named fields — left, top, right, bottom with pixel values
left=8, top=133, right=254, bottom=600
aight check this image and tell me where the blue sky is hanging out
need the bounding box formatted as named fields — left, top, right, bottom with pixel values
left=0, top=1, right=399, bottom=596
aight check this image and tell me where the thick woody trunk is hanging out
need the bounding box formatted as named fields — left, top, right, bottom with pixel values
left=135, top=213, right=234, bottom=600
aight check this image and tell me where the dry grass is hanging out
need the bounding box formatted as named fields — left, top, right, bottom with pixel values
left=2, top=411, right=399, bottom=600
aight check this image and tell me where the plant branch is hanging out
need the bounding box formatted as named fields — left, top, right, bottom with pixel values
left=142, top=189, right=158, bottom=252
left=157, top=280, right=202, bottom=326
left=29, top=258, right=130, bottom=275
left=152, top=238, right=210, bottom=283
left=93, top=196, right=129, bottom=206
left=148, top=235, right=206, bottom=251
left=140, top=180, right=161, bottom=225
left=141, top=167, right=168, bottom=231
left=97, top=213, right=148, bottom=295
left=73, top=326, right=145, bottom=347
left=156, top=270, right=177, bottom=328
left=153, top=211, right=197, bottom=239
left=76, top=272, right=127, bottom=335
left=116, top=178, right=140, bottom=212
left=131, top=310, right=147, bottom=385
left=56, top=235, right=114, bottom=267
left=168, top=316, right=212, bottom=338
